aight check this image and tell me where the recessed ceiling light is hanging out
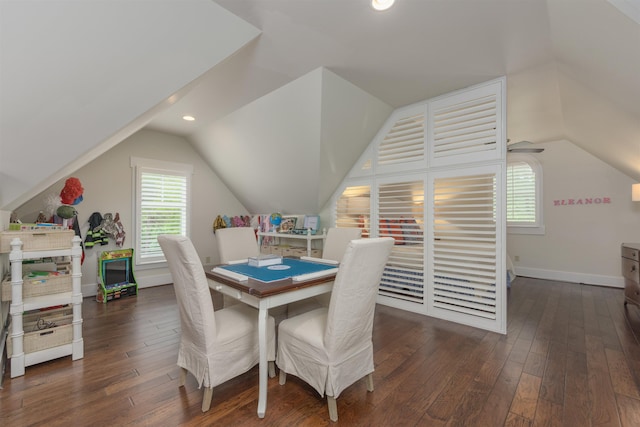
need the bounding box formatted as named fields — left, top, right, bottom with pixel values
left=372, top=0, right=395, bottom=11
left=182, top=115, right=195, bottom=121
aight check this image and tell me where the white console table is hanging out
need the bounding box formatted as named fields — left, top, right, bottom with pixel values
left=257, top=229, right=326, bottom=257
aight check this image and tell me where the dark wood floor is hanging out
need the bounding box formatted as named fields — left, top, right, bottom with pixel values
left=2, top=276, right=640, bottom=426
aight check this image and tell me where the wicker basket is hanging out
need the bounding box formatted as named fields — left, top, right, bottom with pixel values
left=0, top=230, right=74, bottom=253
left=1, top=273, right=72, bottom=301
left=7, top=307, right=74, bottom=356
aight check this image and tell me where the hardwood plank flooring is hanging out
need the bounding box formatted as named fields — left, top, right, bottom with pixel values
left=2, top=277, right=640, bottom=426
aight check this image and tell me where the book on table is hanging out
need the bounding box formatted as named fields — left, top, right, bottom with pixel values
left=248, top=254, right=283, bottom=267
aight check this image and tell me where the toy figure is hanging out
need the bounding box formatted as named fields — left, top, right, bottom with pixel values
left=94, top=212, right=126, bottom=247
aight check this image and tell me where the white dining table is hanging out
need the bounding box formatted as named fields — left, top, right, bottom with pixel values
left=205, top=262, right=336, bottom=418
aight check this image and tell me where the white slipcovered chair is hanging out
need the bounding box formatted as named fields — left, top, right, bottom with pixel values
left=158, top=234, right=276, bottom=412
left=321, top=227, right=363, bottom=262
left=286, top=227, right=362, bottom=317
left=276, top=237, right=394, bottom=422
left=215, top=227, right=260, bottom=263
left=215, top=227, right=260, bottom=307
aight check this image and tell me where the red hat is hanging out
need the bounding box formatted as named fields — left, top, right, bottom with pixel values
left=60, top=177, right=84, bottom=205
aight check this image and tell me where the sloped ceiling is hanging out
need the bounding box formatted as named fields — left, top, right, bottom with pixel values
left=0, top=0, right=260, bottom=210
left=148, top=0, right=640, bottom=212
left=2, top=0, right=639, bottom=214
left=188, top=67, right=393, bottom=214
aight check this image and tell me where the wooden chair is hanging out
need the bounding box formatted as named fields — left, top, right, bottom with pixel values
left=276, top=237, right=394, bottom=422
left=158, top=234, right=275, bottom=412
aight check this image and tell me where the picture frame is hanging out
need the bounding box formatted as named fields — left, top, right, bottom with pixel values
left=279, top=216, right=297, bottom=233
left=303, top=215, right=320, bottom=234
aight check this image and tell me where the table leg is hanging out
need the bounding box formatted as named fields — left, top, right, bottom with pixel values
left=257, top=306, right=268, bottom=418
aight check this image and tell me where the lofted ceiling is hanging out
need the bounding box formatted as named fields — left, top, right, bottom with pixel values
left=2, top=0, right=639, bottom=213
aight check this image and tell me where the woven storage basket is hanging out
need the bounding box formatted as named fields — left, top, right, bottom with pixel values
left=0, top=230, right=74, bottom=253
left=1, top=273, right=72, bottom=301
left=7, top=307, right=73, bottom=356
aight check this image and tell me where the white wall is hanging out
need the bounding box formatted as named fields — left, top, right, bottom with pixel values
left=507, top=139, right=640, bottom=287
left=12, top=129, right=249, bottom=296
left=1, top=0, right=260, bottom=210
left=189, top=67, right=392, bottom=216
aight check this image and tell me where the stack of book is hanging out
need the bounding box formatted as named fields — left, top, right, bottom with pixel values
left=9, top=223, right=66, bottom=231
left=248, top=254, right=283, bottom=267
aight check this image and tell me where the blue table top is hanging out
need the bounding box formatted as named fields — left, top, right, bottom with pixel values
left=220, top=258, right=336, bottom=283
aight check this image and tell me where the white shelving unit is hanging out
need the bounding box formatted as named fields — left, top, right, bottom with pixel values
left=8, top=235, right=83, bottom=378
left=0, top=298, right=8, bottom=387
left=257, top=229, right=326, bottom=257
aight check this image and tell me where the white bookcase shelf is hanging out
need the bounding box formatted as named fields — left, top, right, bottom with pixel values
left=6, top=234, right=83, bottom=378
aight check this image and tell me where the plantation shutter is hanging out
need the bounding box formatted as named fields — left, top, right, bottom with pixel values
left=377, top=177, right=425, bottom=306
left=139, top=172, right=188, bottom=261
left=428, top=166, right=504, bottom=332
left=335, top=185, right=371, bottom=237
left=376, top=106, right=426, bottom=174
left=132, top=157, right=192, bottom=265
left=506, top=161, right=536, bottom=223
left=429, top=83, right=503, bottom=167
left=332, top=78, right=507, bottom=333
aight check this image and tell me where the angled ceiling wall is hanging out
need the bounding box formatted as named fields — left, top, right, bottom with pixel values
left=2, top=0, right=639, bottom=218
left=507, top=62, right=640, bottom=182
left=189, top=67, right=393, bottom=214
left=0, top=0, right=260, bottom=210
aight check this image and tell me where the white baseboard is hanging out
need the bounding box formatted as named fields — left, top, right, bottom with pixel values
left=136, top=273, right=173, bottom=289
left=82, top=273, right=173, bottom=297
left=514, top=266, right=624, bottom=288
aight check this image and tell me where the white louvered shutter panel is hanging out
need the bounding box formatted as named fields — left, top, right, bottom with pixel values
left=376, top=106, right=426, bottom=174
left=334, top=185, right=371, bottom=237
left=333, top=78, right=507, bottom=333
left=428, top=81, right=503, bottom=167
left=427, top=166, right=504, bottom=333
left=376, top=177, right=425, bottom=307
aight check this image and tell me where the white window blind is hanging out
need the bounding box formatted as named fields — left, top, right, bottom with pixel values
left=506, top=154, right=543, bottom=235
left=132, top=157, right=192, bottom=265
left=506, top=161, right=536, bottom=223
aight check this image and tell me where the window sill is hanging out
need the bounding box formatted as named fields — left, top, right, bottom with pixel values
left=508, top=225, right=545, bottom=235
left=135, top=260, right=168, bottom=270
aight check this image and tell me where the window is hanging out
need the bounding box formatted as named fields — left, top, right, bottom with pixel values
left=506, top=154, right=544, bottom=234
left=131, top=157, right=193, bottom=266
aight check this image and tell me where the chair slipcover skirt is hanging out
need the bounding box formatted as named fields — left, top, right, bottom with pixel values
left=179, top=304, right=275, bottom=389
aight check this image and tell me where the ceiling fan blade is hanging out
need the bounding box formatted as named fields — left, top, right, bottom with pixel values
left=508, top=147, right=544, bottom=153
left=506, top=140, right=544, bottom=153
